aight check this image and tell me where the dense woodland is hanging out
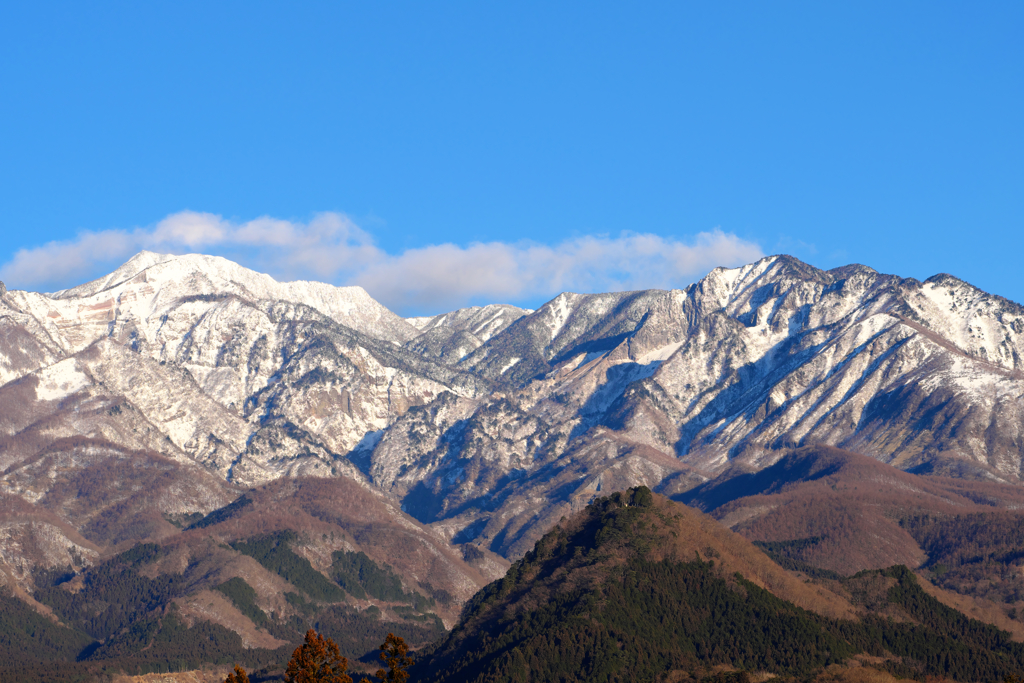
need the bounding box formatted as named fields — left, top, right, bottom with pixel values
left=901, top=512, right=1024, bottom=604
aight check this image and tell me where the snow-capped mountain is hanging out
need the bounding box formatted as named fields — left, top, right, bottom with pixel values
left=403, top=303, right=531, bottom=364
left=2, top=251, right=1023, bottom=568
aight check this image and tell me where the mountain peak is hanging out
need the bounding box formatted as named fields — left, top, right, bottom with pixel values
left=49, top=250, right=177, bottom=299
left=419, top=488, right=857, bottom=683
left=41, top=250, right=419, bottom=349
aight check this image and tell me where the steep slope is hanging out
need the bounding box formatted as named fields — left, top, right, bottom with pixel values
left=0, top=475, right=499, bottom=681
left=456, top=290, right=675, bottom=385
left=0, top=253, right=494, bottom=491
left=680, top=445, right=1024, bottom=574
left=597, top=258, right=1024, bottom=476
left=175, top=475, right=507, bottom=620
left=405, top=304, right=530, bottom=364
left=0, top=286, right=66, bottom=387
left=47, top=250, right=420, bottom=343
left=678, top=444, right=1024, bottom=628
left=419, top=488, right=855, bottom=683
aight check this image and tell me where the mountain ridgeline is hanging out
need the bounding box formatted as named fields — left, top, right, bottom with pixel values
left=3, top=251, right=1024, bottom=568
left=3, top=252, right=1024, bottom=679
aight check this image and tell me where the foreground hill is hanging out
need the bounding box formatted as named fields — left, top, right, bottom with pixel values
left=418, top=488, right=1024, bottom=683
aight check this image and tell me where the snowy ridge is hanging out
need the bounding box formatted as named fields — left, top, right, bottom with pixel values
left=2, top=251, right=1024, bottom=561
left=35, top=252, right=418, bottom=354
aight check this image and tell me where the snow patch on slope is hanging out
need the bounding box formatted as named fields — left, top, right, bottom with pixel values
left=34, top=358, right=90, bottom=401
left=500, top=358, right=521, bottom=375
left=637, top=341, right=685, bottom=365
left=405, top=316, right=434, bottom=330
left=544, top=294, right=574, bottom=339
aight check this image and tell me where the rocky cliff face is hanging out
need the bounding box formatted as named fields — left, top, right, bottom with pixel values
left=2, top=250, right=1023, bottom=576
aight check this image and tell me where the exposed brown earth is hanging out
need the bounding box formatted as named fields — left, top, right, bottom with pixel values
left=681, top=445, right=1024, bottom=574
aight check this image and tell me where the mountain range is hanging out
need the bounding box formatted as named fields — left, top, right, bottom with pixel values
left=2, top=251, right=1024, bottom=679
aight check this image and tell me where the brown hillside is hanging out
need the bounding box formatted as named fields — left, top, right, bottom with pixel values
left=642, top=493, right=857, bottom=619
left=0, top=474, right=498, bottom=670
left=680, top=445, right=1024, bottom=576
left=166, top=476, right=501, bottom=624
left=1, top=435, right=235, bottom=554
left=467, top=489, right=856, bottom=627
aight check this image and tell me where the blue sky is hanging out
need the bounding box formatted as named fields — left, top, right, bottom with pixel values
left=1, top=2, right=1021, bottom=315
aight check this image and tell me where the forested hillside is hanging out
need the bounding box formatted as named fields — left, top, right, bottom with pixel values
left=0, top=480, right=472, bottom=681
left=417, top=488, right=1024, bottom=683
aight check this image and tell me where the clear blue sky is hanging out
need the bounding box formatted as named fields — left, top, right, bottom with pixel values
left=1, top=2, right=1021, bottom=314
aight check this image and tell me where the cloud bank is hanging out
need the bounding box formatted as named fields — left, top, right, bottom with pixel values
left=0, top=211, right=763, bottom=314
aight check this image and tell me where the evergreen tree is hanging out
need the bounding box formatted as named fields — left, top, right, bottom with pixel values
left=224, top=664, right=250, bottom=683
left=375, top=633, right=412, bottom=683
left=286, top=629, right=354, bottom=683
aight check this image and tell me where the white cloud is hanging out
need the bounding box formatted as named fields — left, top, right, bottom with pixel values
left=1, top=229, right=139, bottom=291
left=150, top=211, right=229, bottom=248
left=356, top=230, right=764, bottom=311
left=0, top=211, right=763, bottom=313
